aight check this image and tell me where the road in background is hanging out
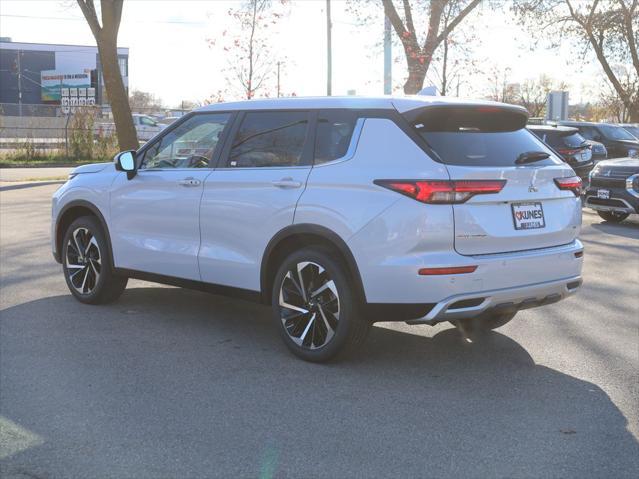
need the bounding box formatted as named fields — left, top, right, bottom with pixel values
left=0, top=167, right=72, bottom=182
left=1, top=183, right=638, bottom=478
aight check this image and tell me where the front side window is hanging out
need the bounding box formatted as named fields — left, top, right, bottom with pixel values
left=598, top=125, right=635, bottom=141
left=227, top=111, right=309, bottom=168
left=140, top=113, right=230, bottom=169
left=314, top=110, right=358, bottom=164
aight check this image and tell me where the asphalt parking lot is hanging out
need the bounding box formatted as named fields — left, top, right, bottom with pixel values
left=1, top=181, right=638, bottom=479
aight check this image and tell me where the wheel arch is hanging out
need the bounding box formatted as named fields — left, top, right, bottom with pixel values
left=55, top=200, right=114, bottom=265
left=260, top=224, right=366, bottom=305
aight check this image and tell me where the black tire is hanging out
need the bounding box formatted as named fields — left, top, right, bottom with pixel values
left=62, top=216, right=127, bottom=304
left=597, top=210, right=629, bottom=223
left=271, top=246, right=370, bottom=362
left=458, top=311, right=517, bottom=334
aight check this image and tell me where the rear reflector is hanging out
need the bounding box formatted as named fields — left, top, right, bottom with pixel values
left=554, top=176, right=582, bottom=196
left=374, top=179, right=506, bottom=204
left=418, top=266, right=478, bottom=275
left=574, top=251, right=583, bottom=258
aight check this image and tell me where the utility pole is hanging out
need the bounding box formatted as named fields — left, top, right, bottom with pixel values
left=326, top=0, right=332, bottom=96
left=384, top=15, right=392, bottom=95
left=277, top=61, right=281, bottom=98
left=16, top=50, right=23, bottom=116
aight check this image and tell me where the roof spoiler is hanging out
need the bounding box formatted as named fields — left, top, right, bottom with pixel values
left=402, top=104, right=529, bottom=133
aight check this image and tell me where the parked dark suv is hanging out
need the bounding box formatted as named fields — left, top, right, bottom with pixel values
left=528, top=125, right=594, bottom=181
left=585, top=158, right=639, bottom=223
left=560, top=121, right=639, bottom=159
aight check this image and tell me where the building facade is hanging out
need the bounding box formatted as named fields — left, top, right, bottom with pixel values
left=0, top=39, right=128, bottom=115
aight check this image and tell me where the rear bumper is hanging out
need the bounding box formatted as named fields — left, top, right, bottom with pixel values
left=407, top=275, right=582, bottom=324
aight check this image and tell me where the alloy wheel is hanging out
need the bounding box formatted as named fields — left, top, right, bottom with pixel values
left=66, top=227, right=101, bottom=295
left=278, top=261, right=340, bottom=350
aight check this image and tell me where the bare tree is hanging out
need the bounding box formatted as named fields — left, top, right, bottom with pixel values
left=486, top=66, right=518, bottom=103
left=209, top=0, right=287, bottom=100
left=381, top=0, right=481, bottom=94
left=598, top=66, right=639, bottom=121
left=425, top=0, right=481, bottom=96
left=76, top=0, right=137, bottom=150
left=517, top=75, right=569, bottom=117
left=129, top=89, right=163, bottom=113
left=514, top=0, right=639, bottom=121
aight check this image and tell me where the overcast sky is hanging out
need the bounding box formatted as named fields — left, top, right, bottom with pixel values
left=0, top=0, right=605, bottom=107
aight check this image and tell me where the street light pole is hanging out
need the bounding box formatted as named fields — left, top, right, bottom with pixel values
left=326, top=0, right=332, bottom=96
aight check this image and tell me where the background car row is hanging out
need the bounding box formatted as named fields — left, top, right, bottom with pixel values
left=526, top=121, right=639, bottom=224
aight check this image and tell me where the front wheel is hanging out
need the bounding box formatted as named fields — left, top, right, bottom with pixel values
left=62, top=216, right=128, bottom=304
left=597, top=210, right=629, bottom=223
left=271, top=247, right=370, bottom=362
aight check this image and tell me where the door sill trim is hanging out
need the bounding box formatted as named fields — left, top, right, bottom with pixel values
left=113, top=268, right=263, bottom=303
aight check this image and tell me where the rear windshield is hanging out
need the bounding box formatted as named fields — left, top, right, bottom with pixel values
left=418, top=129, right=561, bottom=167
left=561, top=132, right=587, bottom=148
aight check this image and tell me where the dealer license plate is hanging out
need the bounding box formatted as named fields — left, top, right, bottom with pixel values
left=512, top=202, right=546, bottom=230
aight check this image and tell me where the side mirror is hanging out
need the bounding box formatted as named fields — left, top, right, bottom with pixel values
left=114, top=150, right=137, bottom=180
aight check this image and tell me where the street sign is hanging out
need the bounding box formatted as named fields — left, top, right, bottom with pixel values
left=61, top=86, right=96, bottom=114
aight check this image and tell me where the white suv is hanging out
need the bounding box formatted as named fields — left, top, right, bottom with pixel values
left=52, top=97, right=584, bottom=361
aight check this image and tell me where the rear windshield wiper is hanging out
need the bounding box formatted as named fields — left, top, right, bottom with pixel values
left=515, top=151, right=550, bottom=165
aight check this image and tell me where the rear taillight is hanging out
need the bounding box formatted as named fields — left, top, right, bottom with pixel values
left=554, top=176, right=582, bottom=196
left=374, top=179, right=506, bottom=204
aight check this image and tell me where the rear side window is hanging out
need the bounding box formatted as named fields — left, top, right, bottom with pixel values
left=227, top=111, right=309, bottom=168
left=530, top=130, right=585, bottom=149
left=314, top=110, right=358, bottom=164
left=576, top=126, right=597, bottom=140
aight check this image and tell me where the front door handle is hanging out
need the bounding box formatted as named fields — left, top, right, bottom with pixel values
left=178, top=177, right=201, bottom=187
left=272, top=177, right=302, bottom=189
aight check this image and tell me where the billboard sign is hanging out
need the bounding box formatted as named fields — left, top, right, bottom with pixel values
left=40, top=70, right=91, bottom=102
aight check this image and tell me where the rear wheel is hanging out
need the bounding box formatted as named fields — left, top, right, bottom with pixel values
left=271, top=247, right=370, bottom=362
left=62, top=216, right=127, bottom=304
left=597, top=210, right=629, bottom=223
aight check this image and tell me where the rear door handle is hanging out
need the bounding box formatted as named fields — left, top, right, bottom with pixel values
left=271, top=177, right=302, bottom=189
left=178, top=177, right=201, bottom=187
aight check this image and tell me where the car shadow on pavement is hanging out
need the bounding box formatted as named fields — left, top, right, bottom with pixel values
left=1, top=287, right=638, bottom=478
left=588, top=221, right=639, bottom=239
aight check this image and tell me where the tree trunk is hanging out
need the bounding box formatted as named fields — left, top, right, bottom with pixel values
left=403, top=63, right=427, bottom=94
left=98, top=38, right=138, bottom=151
left=77, top=0, right=137, bottom=152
